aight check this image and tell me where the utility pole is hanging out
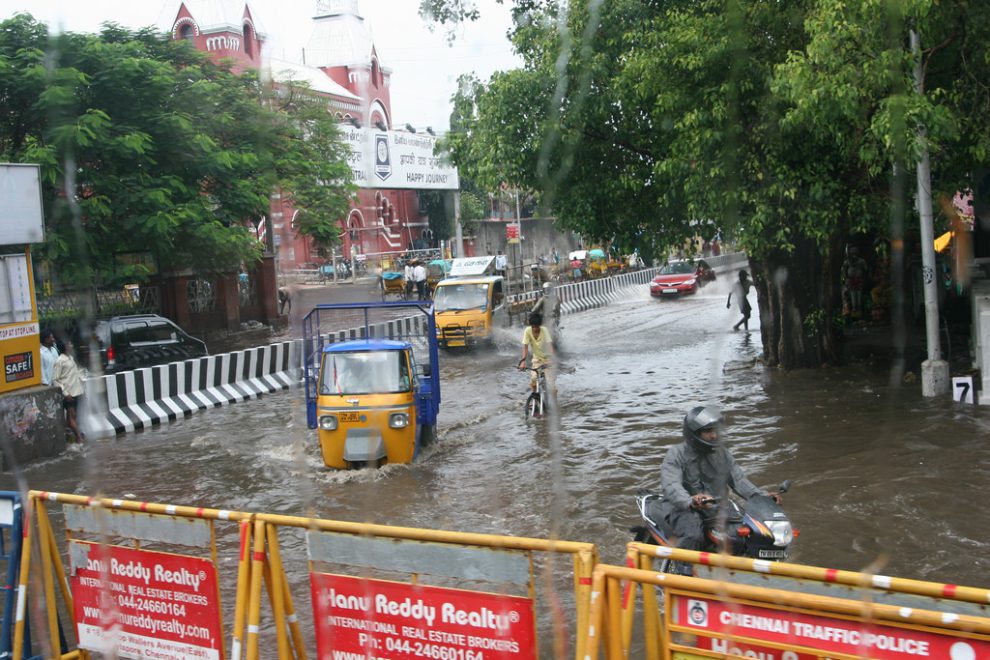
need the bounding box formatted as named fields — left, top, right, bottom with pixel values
left=515, top=190, right=523, bottom=283
left=911, top=28, right=949, bottom=396
left=453, top=190, right=465, bottom=259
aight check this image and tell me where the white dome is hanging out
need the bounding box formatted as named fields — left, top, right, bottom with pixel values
left=304, top=0, right=375, bottom=68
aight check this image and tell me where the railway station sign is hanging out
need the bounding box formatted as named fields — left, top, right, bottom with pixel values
left=340, top=126, right=460, bottom=190
left=69, top=541, right=223, bottom=660
left=311, top=573, right=537, bottom=659
left=669, top=592, right=990, bottom=659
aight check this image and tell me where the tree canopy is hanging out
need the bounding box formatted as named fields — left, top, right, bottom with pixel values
left=430, top=0, right=990, bottom=368
left=0, top=14, right=353, bottom=287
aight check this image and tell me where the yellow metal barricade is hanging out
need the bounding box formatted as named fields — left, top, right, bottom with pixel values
left=16, top=491, right=598, bottom=659
left=585, top=563, right=990, bottom=660
left=607, top=543, right=990, bottom=660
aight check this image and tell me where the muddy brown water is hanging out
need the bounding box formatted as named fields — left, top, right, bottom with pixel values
left=10, top=279, right=990, bottom=655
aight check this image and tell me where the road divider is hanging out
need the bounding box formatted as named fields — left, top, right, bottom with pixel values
left=82, top=316, right=429, bottom=438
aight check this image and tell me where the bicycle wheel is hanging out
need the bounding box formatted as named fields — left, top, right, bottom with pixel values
left=525, top=393, right=540, bottom=419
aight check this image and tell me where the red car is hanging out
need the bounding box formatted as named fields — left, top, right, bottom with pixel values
left=650, top=261, right=700, bottom=297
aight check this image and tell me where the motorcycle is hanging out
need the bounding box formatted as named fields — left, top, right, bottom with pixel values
left=632, top=480, right=795, bottom=574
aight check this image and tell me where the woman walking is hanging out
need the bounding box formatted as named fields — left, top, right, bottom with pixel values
left=51, top=340, right=86, bottom=442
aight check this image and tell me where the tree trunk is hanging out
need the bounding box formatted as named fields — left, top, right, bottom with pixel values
left=752, top=234, right=843, bottom=369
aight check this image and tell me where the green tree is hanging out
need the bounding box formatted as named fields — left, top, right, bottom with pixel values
left=269, top=80, right=356, bottom=256
left=0, top=15, right=353, bottom=287
left=427, top=0, right=990, bottom=369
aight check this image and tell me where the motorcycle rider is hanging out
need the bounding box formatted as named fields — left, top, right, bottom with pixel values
left=660, top=406, right=781, bottom=558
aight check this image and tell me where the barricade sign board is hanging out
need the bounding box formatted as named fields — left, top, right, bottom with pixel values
left=311, top=573, right=537, bottom=659
left=669, top=591, right=990, bottom=659
left=69, top=541, right=223, bottom=660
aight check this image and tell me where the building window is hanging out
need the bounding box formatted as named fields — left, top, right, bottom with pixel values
left=179, top=25, right=194, bottom=41
left=243, top=25, right=252, bottom=56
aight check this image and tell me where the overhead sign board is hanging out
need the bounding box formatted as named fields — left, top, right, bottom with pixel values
left=0, top=164, right=44, bottom=245
left=311, top=573, right=536, bottom=659
left=340, top=126, right=460, bottom=190
left=448, top=256, right=495, bottom=278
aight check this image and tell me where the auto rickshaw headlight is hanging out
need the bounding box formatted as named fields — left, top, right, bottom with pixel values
left=319, top=415, right=338, bottom=431
left=389, top=413, right=409, bottom=429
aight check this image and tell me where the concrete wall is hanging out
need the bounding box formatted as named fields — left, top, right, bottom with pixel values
left=472, top=218, right=584, bottom=264
left=0, top=385, right=66, bottom=470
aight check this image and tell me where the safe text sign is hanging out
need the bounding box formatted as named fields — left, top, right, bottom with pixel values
left=70, top=541, right=223, bottom=660
left=311, top=573, right=537, bottom=659
left=673, top=594, right=989, bottom=659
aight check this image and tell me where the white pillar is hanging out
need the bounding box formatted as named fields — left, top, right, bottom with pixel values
left=911, top=29, right=949, bottom=397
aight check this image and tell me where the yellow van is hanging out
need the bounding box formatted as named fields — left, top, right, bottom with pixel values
left=303, top=302, right=440, bottom=469
left=433, top=275, right=508, bottom=348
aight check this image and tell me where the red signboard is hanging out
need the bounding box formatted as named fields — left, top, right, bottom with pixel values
left=505, top=224, right=519, bottom=239
left=672, top=593, right=990, bottom=659
left=70, top=541, right=223, bottom=660
left=311, top=573, right=537, bottom=659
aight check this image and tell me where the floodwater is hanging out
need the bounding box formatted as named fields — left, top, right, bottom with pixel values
left=9, top=275, right=990, bottom=655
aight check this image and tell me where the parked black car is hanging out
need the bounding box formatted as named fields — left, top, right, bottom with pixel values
left=86, top=314, right=208, bottom=374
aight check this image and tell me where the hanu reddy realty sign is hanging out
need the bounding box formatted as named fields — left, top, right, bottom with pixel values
left=340, top=126, right=460, bottom=190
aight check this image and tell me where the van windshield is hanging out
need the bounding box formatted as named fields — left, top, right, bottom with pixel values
left=320, top=350, right=410, bottom=395
left=434, top=283, right=489, bottom=312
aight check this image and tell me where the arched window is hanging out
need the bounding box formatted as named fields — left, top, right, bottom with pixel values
left=243, top=25, right=252, bottom=56
left=179, top=24, right=194, bottom=41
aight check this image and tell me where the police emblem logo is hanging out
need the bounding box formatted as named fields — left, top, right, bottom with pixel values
left=687, top=599, right=708, bottom=627
left=374, top=134, right=392, bottom=181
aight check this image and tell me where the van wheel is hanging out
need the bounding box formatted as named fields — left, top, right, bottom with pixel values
left=419, top=425, right=436, bottom=447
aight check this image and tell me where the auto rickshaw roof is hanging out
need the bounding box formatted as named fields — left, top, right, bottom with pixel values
left=322, top=339, right=411, bottom=353
left=435, top=275, right=502, bottom=286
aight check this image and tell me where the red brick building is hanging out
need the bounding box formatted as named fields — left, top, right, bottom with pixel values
left=170, top=0, right=435, bottom=271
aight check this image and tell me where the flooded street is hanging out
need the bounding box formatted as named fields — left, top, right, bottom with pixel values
left=9, top=278, right=990, bottom=593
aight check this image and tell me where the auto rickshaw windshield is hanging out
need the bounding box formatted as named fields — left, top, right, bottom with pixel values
left=434, top=283, right=489, bottom=312
left=320, top=351, right=411, bottom=395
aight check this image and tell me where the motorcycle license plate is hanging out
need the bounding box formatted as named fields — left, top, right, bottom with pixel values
left=339, top=412, right=360, bottom=422
left=758, top=549, right=786, bottom=559
left=663, top=288, right=678, bottom=293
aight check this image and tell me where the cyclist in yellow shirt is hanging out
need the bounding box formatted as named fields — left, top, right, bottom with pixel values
left=518, top=312, right=553, bottom=391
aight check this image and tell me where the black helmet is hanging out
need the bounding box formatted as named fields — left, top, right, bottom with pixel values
left=528, top=311, right=543, bottom=326
left=683, top=405, right=722, bottom=452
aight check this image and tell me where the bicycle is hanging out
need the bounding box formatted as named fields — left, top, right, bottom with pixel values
left=520, top=366, right=549, bottom=419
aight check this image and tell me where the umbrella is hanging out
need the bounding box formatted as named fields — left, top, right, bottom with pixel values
left=589, top=248, right=606, bottom=258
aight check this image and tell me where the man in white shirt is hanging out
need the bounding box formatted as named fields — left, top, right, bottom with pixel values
left=412, top=260, right=428, bottom=300
left=403, top=259, right=415, bottom=298
left=40, top=330, right=59, bottom=385
left=495, top=251, right=508, bottom=277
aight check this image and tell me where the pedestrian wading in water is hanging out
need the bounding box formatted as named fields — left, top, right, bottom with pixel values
left=726, top=270, right=752, bottom=332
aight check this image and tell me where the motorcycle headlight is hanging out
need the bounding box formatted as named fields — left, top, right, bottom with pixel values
left=765, top=520, right=793, bottom=546
left=318, top=415, right=338, bottom=431
left=389, top=413, right=409, bottom=429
